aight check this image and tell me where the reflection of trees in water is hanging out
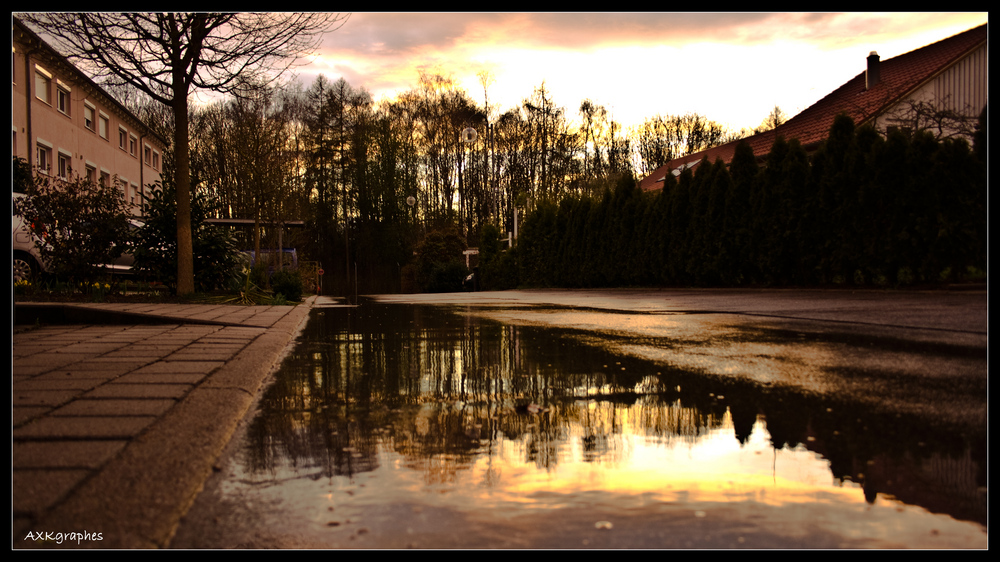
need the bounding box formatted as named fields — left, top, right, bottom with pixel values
left=242, top=305, right=737, bottom=479
left=240, top=304, right=986, bottom=526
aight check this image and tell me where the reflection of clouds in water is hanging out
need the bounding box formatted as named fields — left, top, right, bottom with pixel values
left=219, top=406, right=985, bottom=549
left=219, top=304, right=985, bottom=548
left=474, top=309, right=842, bottom=395
left=617, top=342, right=838, bottom=394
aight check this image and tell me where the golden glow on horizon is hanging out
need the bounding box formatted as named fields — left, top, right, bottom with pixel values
left=301, top=12, right=986, bottom=133
left=374, top=415, right=859, bottom=510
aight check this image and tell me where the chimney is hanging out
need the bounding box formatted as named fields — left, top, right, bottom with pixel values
left=866, top=51, right=880, bottom=90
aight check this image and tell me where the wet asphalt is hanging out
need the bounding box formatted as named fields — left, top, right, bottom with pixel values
left=11, top=287, right=986, bottom=549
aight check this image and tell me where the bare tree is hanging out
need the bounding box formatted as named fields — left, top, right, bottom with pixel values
left=757, top=105, right=787, bottom=132
left=878, top=96, right=982, bottom=141
left=21, top=12, right=347, bottom=295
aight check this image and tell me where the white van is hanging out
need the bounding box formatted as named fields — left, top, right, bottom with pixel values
left=12, top=192, right=45, bottom=282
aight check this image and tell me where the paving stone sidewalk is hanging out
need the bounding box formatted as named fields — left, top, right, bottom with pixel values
left=12, top=297, right=318, bottom=549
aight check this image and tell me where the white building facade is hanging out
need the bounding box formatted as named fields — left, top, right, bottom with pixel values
left=874, top=41, right=988, bottom=140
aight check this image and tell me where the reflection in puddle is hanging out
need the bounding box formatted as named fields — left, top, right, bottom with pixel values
left=207, top=304, right=986, bottom=548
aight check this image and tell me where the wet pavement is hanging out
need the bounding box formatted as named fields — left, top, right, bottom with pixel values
left=166, top=288, right=987, bottom=549
left=13, top=298, right=316, bottom=548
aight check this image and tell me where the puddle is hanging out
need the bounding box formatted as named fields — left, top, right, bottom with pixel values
left=172, top=303, right=986, bottom=549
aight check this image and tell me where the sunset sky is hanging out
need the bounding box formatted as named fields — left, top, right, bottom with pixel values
left=299, top=12, right=988, bottom=133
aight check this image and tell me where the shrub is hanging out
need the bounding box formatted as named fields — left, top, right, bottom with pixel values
left=13, top=173, right=132, bottom=285
left=478, top=224, right=519, bottom=290
left=414, top=225, right=468, bottom=293
left=13, top=156, right=33, bottom=194
left=130, top=182, right=242, bottom=293
left=269, top=268, right=303, bottom=302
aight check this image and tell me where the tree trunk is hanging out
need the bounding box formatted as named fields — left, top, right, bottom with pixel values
left=173, top=92, right=195, bottom=295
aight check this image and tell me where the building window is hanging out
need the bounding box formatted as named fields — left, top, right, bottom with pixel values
left=100, top=170, right=111, bottom=187
left=99, top=113, right=109, bottom=140
left=144, top=146, right=161, bottom=170
left=129, top=134, right=137, bottom=157
left=36, top=142, right=52, bottom=174
left=34, top=67, right=51, bottom=104
left=86, top=164, right=97, bottom=184
left=57, top=85, right=71, bottom=115
left=58, top=151, right=72, bottom=179
left=84, top=104, right=95, bottom=131
left=119, top=127, right=128, bottom=150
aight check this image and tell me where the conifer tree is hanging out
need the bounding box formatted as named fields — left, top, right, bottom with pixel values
left=726, top=141, right=758, bottom=283
left=778, top=139, right=811, bottom=284
left=666, top=169, right=693, bottom=284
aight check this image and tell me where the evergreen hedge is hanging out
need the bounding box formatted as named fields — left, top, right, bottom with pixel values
left=511, top=113, right=987, bottom=288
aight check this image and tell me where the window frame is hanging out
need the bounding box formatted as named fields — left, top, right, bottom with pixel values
left=57, top=149, right=72, bottom=179
left=84, top=103, right=96, bottom=132
left=34, top=66, right=52, bottom=105
left=36, top=139, right=53, bottom=175
left=56, top=82, right=71, bottom=116
left=98, top=112, right=109, bottom=140
left=129, top=181, right=141, bottom=206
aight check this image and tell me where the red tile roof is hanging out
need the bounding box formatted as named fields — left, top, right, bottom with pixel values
left=639, top=23, right=987, bottom=191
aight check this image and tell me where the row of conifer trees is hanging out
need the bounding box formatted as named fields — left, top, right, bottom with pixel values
left=487, top=113, right=986, bottom=289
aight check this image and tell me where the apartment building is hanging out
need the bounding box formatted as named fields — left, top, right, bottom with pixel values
left=12, top=17, right=168, bottom=215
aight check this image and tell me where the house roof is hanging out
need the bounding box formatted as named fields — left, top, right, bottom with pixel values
left=639, top=23, right=987, bottom=191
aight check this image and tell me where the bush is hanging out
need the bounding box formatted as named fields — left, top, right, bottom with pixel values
left=427, top=259, right=468, bottom=293
left=269, top=268, right=303, bottom=302
left=130, top=182, right=242, bottom=293
left=478, top=224, right=519, bottom=290
left=414, top=225, right=468, bottom=293
left=13, top=156, right=33, bottom=194
left=13, top=172, right=132, bottom=285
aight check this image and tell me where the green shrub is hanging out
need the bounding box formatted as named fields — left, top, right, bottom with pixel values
left=14, top=172, right=132, bottom=285
left=269, top=269, right=303, bottom=302
left=246, top=262, right=270, bottom=292
left=478, top=224, right=519, bottom=290
left=131, top=183, right=242, bottom=293
left=414, top=225, right=468, bottom=293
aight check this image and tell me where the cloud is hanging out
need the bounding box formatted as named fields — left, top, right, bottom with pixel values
left=303, top=12, right=987, bottom=131
left=326, top=12, right=798, bottom=55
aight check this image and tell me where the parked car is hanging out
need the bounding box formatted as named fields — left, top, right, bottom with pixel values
left=13, top=192, right=140, bottom=282
left=13, top=193, right=45, bottom=282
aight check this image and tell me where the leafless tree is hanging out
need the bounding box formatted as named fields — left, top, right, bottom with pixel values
left=878, top=96, right=982, bottom=141
left=21, top=12, right=347, bottom=295
left=757, top=105, right=787, bottom=133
